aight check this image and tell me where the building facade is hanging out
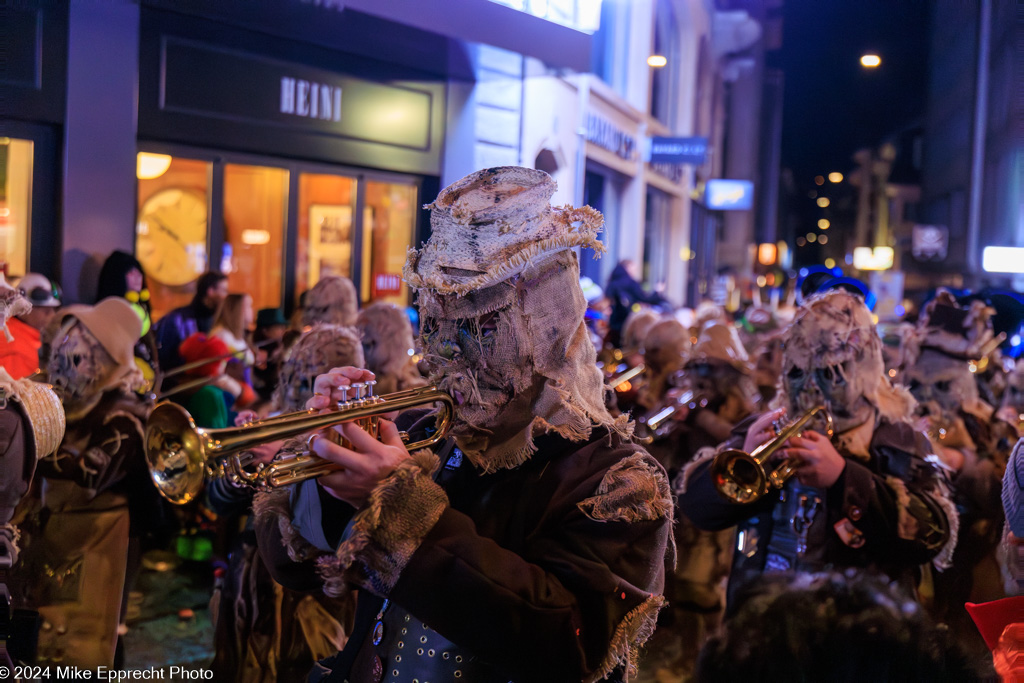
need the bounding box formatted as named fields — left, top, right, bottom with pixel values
left=1, top=0, right=776, bottom=313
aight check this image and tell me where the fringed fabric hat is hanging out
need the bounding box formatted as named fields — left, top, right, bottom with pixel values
left=404, top=167, right=604, bottom=296
left=406, top=167, right=628, bottom=471
left=903, top=289, right=997, bottom=363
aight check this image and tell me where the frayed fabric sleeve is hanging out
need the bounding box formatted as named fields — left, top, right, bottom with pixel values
left=315, top=449, right=448, bottom=598
left=385, top=446, right=673, bottom=683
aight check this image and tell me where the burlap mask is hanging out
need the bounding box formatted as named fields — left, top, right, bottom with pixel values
left=406, top=166, right=628, bottom=473
left=779, top=290, right=913, bottom=436
left=47, top=321, right=120, bottom=421
left=303, top=276, right=358, bottom=328
left=356, top=302, right=424, bottom=396
left=898, top=291, right=995, bottom=423
left=275, top=324, right=365, bottom=413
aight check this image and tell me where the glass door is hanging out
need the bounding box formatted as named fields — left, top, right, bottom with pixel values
left=223, top=163, right=289, bottom=311
left=297, top=171, right=358, bottom=300
left=362, top=179, right=417, bottom=306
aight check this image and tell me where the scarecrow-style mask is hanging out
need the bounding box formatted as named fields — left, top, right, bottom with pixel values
left=781, top=290, right=908, bottom=434
left=47, top=319, right=119, bottom=418
left=275, top=324, right=365, bottom=413
left=405, top=166, right=626, bottom=472
left=356, top=302, right=417, bottom=379
left=898, top=290, right=996, bottom=423
left=302, top=276, right=358, bottom=328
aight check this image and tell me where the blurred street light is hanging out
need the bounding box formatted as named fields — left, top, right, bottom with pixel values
left=819, top=235, right=829, bottom=245
left=824, top=258, right=836, bottom=268
left=818, top=219, right=830, bottom=229
left=797, top=237, right=807, bottom=247
left=807, top=233, right=817, bottom=243
left=647, top=55, right=667, bottom=68
left=828, top=172, right=843, bottom=183
left=814, top=175, right=825, bottom=185
left=817, top=197, right=830, bottom=207
left=860, top=54, right=881, bottom=68
left=758, top=243, right=778, bottom=265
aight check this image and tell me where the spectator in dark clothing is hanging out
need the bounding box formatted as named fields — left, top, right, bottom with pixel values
left=605, top=259, right=669, bottom=347
left=153, top=271, right=228, bottom=375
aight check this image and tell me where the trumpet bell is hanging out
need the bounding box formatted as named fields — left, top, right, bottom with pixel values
left=710, top=448, right=770, bottom=505
left=145, top=402, right=210, bottom=505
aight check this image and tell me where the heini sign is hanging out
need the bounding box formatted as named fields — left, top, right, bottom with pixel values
left=280, top=77, right=342, bottom=122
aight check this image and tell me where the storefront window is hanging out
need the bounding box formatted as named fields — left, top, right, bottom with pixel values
left=223, top=164, right=288, bottom=310
left=297, top=172, right=358, bottom=301
left=136, top=154, right=212, bottom=321
left=0, top=138, right=33, bottom=278
left=363, top=180, right=416, bottom=306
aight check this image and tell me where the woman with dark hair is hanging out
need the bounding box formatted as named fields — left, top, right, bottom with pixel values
left=96, top=250, right=160, bottom=393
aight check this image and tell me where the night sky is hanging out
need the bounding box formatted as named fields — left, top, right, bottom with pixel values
left=772, top=0, right=931, bottom=187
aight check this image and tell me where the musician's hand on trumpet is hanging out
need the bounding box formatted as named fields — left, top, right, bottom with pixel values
left=742, top=409, right=785, bottom=454
left=307, top=367, right=411, bottom=507
left=780, top=430, right=845, bottom=488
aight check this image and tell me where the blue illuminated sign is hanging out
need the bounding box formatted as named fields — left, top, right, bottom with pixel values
left=705, top=179, right=754, bottom=210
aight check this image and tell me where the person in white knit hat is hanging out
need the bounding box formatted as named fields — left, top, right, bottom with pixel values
left=255, top=166, right=674, bottom=682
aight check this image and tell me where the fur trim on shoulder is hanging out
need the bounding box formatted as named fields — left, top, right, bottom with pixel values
left=930, top=484, right=959, bottom=572
left=252, top=489, right=324, bottom=564
left=317, top=451, right=448, bottom=598
left=585, top=593, right=666, bottom=683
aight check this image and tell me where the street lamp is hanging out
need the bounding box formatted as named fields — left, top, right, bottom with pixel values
left=860, top=54, right=881, bottom=68
left=647, top=55, right=667, bottom=68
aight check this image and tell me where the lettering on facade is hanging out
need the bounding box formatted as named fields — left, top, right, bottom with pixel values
left=585, top=113, right=637, bottom=161
left=650, top=162, right=685, bottom=183
left=280, top=77, right=342, bottom=121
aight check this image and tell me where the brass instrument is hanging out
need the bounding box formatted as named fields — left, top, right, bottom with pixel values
left=608, top=364, right=646, bottom=393
left=145, top=382, right=454, bottom=504
left=710, top=405, right=833, bottom=504
left=635, top=391, right=710, bottom=441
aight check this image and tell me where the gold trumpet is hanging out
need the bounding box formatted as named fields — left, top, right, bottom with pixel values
left=145, top=382, right=454, bottom=505
left=710, top=405, right=833, bottom=504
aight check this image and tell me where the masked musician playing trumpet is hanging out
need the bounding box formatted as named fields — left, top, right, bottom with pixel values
left=254, top=167, right=674, bottom=683
left=677, top=289, right=954, bottom=607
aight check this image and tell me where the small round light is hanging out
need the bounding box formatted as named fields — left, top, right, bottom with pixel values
left=817, top=197, right=830, bottom=208
left=861, top=54, right=881, bottom=68
left=829, top=172, right=844, bottom=183
left=814, top=176, right=825, bottom=186
left=647, top=55, right=668, bottom=68
left=824, top=258, right=836, bottom=268
left=818, top=235, right=828, bottom=245
left=807, top=233, right=817, bottom=243
left=818, top=219, right=830, bottom=229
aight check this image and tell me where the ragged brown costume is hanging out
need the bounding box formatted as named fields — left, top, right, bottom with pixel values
left=256, top=166, right=673, bottom=682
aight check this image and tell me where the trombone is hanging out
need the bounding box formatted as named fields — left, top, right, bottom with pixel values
left=145, top=382, right=454, bottom=504
left=608, top=364, right=646, bottom=393
left=710, top=405, right=833, bottom=504
left=635, top=390, right=709, bottom=441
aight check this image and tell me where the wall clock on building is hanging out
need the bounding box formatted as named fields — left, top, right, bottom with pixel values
left=136, top=188, right=209, bottom=286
